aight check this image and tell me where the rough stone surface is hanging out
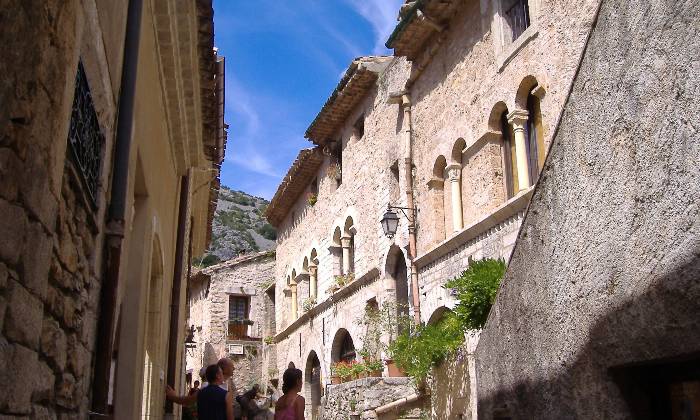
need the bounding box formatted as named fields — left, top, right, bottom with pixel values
left=186, top=252, right=275, bottom=393
left=4, top=280, right=43, bottom=350
left=322, top=377, right=421, bottom=419
left=475, top=0, right=700, bottom=418
left=268, top=1, right=600, bottom=418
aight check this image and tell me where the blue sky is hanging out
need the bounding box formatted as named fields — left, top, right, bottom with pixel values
left=213, top=0, right=403, bottom=199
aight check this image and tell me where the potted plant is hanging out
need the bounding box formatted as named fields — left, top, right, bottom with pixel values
left=302, top=296, right=316, bottom=312
left=350, top=361, right=366, bottom=380
left=380, top=302, right=410, bottom=377
left=364, top=359, right=383, bottom=377
left=333, top=361, right=354, bottom=383
left=306, top=192, right=318, bottom=206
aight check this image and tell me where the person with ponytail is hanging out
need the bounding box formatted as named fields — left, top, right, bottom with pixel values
left=274, top=367, right=304, bottom=420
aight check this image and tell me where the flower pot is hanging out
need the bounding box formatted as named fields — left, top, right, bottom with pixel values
left=369, top=369, right=382, bottom=378
left=385, top=359, right=406, bottom=377
left=358, top=371, right=367, bottom=379
left=341, top=375, right=351, bottom=383
left=331, top=375, right=341, bottom=385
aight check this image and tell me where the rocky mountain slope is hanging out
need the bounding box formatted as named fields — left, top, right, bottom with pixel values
left=197, top=187, right=276, bottom=266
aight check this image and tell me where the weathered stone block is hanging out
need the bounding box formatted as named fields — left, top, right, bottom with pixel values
left=55, top=373, right=76, bottom=409
left=0, top=199, right=28, bottom=266
left=0, top=147, right=21, bottom=201
left=0, top=339, right=38, bottom=415
left=0, top=262, right=8, bottom=290
left=21, top=222, right=52, bottom=298
left=66, top=334, right=89, bottom=379
left=33, top=360, right=55, bottom=404
left=4, top=280, right=43, bottom=349
left=40, top=317, right=67, bottom=371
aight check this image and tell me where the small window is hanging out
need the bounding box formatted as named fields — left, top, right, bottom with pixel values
left=311, top=178, right=318, bottom=195
left=354, top=115, right=365, bottom=139
left=228, top=296, right=250, bottom=340
left=503, top=0, right=530, bottom=42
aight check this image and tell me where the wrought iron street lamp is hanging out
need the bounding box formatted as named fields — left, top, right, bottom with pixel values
left=380, top=204, right=416, bottom=238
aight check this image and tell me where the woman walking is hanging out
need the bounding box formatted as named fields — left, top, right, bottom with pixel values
left=274, top=367, right=305, bottom=420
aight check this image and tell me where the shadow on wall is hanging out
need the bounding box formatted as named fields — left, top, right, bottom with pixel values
left=429, top=345, right=472, bottom=418
left=477, top=255, right=700, bottom=419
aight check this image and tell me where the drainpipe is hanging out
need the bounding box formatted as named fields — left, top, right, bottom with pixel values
left=91, top=0, right=143, bottom=415
left=374, top=393, right=423, bottom=415
left=165, top=174, right=190, bottom=414
left=389, top=92, right=421, bottom=324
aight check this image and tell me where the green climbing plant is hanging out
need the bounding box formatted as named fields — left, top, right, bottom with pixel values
left=444, top=257, right=506, bottom=330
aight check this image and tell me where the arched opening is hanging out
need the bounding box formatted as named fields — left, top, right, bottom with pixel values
left=304, top=351, right=322, bottom=419
left=515, top=76, right=546, bottom=186
left=342, top=216, right=355, bottom=275
left=142, top=236, right=164, bottom=419
left=385, top=245, right=409, bottom=320
left=427, top=306, right=451, bottom=326
left=448, top=139, right=466, bottom=232
left=430, top=156, right=447, bottom=245
left=331, top=329, right=356, bottom=363
left=331, top=227, right=343, bottom=277
left=309, top=249, right=318, bottom=299
left=500, top=109, right=517, bottom=198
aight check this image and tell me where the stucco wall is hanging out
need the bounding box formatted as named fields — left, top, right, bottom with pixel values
left=476, top=0, right=700, bottom=417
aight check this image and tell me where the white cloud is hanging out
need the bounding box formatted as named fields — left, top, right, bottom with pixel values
left=343, top=0, right=403, bottom=55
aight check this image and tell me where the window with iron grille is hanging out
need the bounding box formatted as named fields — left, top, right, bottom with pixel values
left=67, top=61, right=105, bottom=206
left=503, top=0, right=530, bottom=42
left=228, top=296, right=250, bottom=340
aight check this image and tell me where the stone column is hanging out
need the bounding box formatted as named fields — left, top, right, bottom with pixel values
left=309, top=264, right=318, bottom=300
left=446, top=163, right=464, bottom=232
left=341, top=236, right=353, bottom=276
left=508, top=109, right=531, bottom=191
left=290, top=281, right=298, bottom=320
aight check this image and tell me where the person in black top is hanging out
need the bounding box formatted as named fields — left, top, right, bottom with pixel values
left=197, top=364, right=234, bottom=420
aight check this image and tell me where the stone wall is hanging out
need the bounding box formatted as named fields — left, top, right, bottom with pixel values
left=0, top=1, right=119, bottom=417
left=187, top=252, right=275, bottom=393
left=476, top=0, right=700, bottom=417
left=323, top=377, right=422, bottom=420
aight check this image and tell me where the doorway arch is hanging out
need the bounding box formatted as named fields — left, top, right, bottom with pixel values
left=331, top=329, right=356, bottom=363
left=304, top=351, right=322, bottom=419
left=142, top=236, right=164, bottom=419
left=386, top=245, right=409, bottom=320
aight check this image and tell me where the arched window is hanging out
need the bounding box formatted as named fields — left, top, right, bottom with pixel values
left=526, top=93, right=545, bottom=183
left=429, top=156, right=447, bottom=245
left=331, top=329, right=356, bottom=363
left=501, top=111, right=517, bottom=198
left=342, top=216, right=355, bottom=275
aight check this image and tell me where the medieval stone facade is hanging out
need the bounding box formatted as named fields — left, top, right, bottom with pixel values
left=0, top=1, right=225, bottom=419
left=476, top=0, right=700, bottom=418
left=186, top=251, right=275, bottom=393
left=264, top=0, right=600, bottom=418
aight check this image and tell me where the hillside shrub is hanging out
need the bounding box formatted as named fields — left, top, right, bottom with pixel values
left=444, top=257, right=506, bottom=330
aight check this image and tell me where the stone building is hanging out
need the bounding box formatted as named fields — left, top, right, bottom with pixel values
left=264, top=0, right=599, bottom=418
left=186, top=251, right=275, bottom=393
left=475, top=0, right=700, bottom=418
left=0, top=1, right=225, bottom=419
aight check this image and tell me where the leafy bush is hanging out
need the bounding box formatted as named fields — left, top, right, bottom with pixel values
left=444, top=258, right=506, bottom=330
left=388, top=311, right=464, bottom=384
left=256, top=223, right=277, bottom=240
left=193, top=254, right=220, bottom=268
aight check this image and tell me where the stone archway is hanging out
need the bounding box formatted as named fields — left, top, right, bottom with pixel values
left=304, top=351, right=322, bottom=420
left=331, top=329, right=356, bottom=363
left=385, top=245, right=409, bottom=320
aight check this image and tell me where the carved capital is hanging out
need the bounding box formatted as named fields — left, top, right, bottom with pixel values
left=507, top=109, right=529, bottom=131
left=340, top=236, right=352, bottom=248
left=446, top=163, right=461, bottom=182
left=309, top=265, right=318, bottom=276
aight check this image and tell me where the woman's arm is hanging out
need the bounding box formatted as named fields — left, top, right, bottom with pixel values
left=166, top=385, right=197, bottom=406
left=226, top=391, right=235, bottom=420
left=295, top=395, right=305, bottom=420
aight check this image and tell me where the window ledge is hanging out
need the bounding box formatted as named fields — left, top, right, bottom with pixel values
left=497, top=25, right=539, bottom=72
